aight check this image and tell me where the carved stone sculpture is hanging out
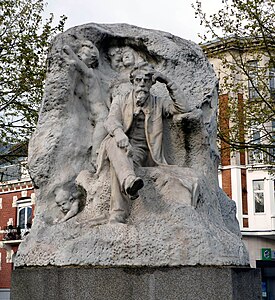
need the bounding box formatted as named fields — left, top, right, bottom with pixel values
left=15, top=23, right=249, bottom=267
left=61, top=40, right=109, bottom=168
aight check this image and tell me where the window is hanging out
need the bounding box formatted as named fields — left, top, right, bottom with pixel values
left=253, top=180, right=265, bottom=213
left=269, top=67, right=275, bottom=100
left=269, top=120, right=275, bottom=163
left=18, top=206, right=32, bottom=229
left=247, top=60, right=259, bottom=100
left=17, top=199, right=32, bottom=234
left=0, top=164, right=21, bottom=182
left=249, top=130, right=264, bottom=164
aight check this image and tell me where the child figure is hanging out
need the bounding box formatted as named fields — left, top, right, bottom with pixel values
left=55, top=187, right=80, bottom=223
left=62, top=40, right=109, bottom=171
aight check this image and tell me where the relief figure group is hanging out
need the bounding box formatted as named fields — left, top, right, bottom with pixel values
left=55, top=40, right=198, bottom=224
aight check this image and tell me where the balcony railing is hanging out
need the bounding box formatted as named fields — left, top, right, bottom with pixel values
left=248, top=149, right=275, bottom=165
left=2, top=225, right=31, bottom=241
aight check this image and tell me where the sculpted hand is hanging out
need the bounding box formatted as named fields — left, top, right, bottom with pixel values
left=173, top=108, right=203, bottom=123
left=114, top=129, right=129, bottom=148
left=152, top=71, right=169, bottom=84
left=62, top=45, right=76, bottom=61
left=126, top=143, right=133, bottom=157
left=62, top=45, right=77, bottom=67
left=62, top=45, right=71, bottom=55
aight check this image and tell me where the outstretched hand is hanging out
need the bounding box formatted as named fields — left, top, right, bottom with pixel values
left=62, top=45, right=76, bottom=60
left=61, top=45, right=77, bottom=67
left=152, top=71, right=169, bottom=84
left=173, top=108, right=203, bottom=123
left=62, top=45, right=71, bottom=55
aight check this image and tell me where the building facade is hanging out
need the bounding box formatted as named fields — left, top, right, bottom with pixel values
left=0, top=162, right=34, bottom=300
left=203, top=39, right=275, bottom=299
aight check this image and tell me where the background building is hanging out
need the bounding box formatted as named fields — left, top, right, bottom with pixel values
left=0, top=148, right=34, bottom=300
left=203, top=38, right=275, bottom=299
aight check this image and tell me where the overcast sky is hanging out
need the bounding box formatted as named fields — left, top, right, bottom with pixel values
left=44, top=0, right=223, bottom=43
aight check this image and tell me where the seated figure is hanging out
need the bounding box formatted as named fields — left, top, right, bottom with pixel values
left=97, top=62, right=191, bottom=223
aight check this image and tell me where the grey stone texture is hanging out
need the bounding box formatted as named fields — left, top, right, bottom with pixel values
left=15, top=23, right=249, bottom=267
left=11, top=266, right=261, bottom=300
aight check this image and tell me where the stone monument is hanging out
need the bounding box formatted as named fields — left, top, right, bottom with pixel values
left=11, top=23, right=261, bottom=300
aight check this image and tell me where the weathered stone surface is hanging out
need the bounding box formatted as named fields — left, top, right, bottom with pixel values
left=16, top=166, right=247, bottom=266
left=15, top=23, right=249, bottom=267
left=11, top=266, right=261, bottom=300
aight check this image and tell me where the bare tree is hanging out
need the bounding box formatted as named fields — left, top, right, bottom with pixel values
left=0, top=0, right=66, bottom=179
left=193, top=0, right=275, bottom=164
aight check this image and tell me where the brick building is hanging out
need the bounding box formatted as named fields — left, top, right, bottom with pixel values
left=0, top=162, right=34, bottom=300
left=203, top=38, right=275, bottom=298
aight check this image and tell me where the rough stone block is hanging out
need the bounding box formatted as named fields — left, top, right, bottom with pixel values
left=11, top=266, right=261, bottom=300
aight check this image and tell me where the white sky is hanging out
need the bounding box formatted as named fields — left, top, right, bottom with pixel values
left=44, top=0, right=223, bottom=43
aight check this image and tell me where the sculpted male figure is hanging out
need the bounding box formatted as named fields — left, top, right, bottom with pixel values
left=99, top=63, right=190, bottom=223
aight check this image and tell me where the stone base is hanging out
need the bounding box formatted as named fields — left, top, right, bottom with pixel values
left=11, top=266, right=261, bottom=300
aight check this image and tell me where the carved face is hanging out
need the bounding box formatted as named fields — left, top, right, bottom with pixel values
left=133, top=73, right=153, bottom=92
left=56, top=200, right=72, bottom=214
left=108, top=48, right=122, bottom=71
left=78, top=44, right=99, bottom=68
left=122, top=50, right=135, bottom=68
left=55, top=189, right=72, bottom=213
left=132, top=72, right=153, bottom=106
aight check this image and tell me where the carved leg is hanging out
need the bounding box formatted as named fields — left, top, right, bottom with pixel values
left=105, top=138, right=136, bottom=186
left=90, top=99, right=109, bottom=168
left=106, top=138, right=146, bottom=223
left=109, top=164, right=129, bottom=223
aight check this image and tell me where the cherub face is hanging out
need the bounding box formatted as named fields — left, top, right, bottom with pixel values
left=56, top=200, right=71, bottom=213
left=55, top=189, right=72, bottom=213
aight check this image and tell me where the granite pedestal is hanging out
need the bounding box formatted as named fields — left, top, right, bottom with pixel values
left=11, top=266, right=261, bottom=300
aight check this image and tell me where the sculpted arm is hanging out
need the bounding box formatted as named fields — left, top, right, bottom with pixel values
left=152, top=72, right=203, bottom=124
left=62, top=45, right=91, bottom=76
left=104, top=96, right=130, bottom=149
left=59, top=199, right=80, bottom=223
left=104, top=96, right=124, bottom=134
left=153, top=72, right=190, bottom=114
left=173, top=108, right=203, bottom=124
